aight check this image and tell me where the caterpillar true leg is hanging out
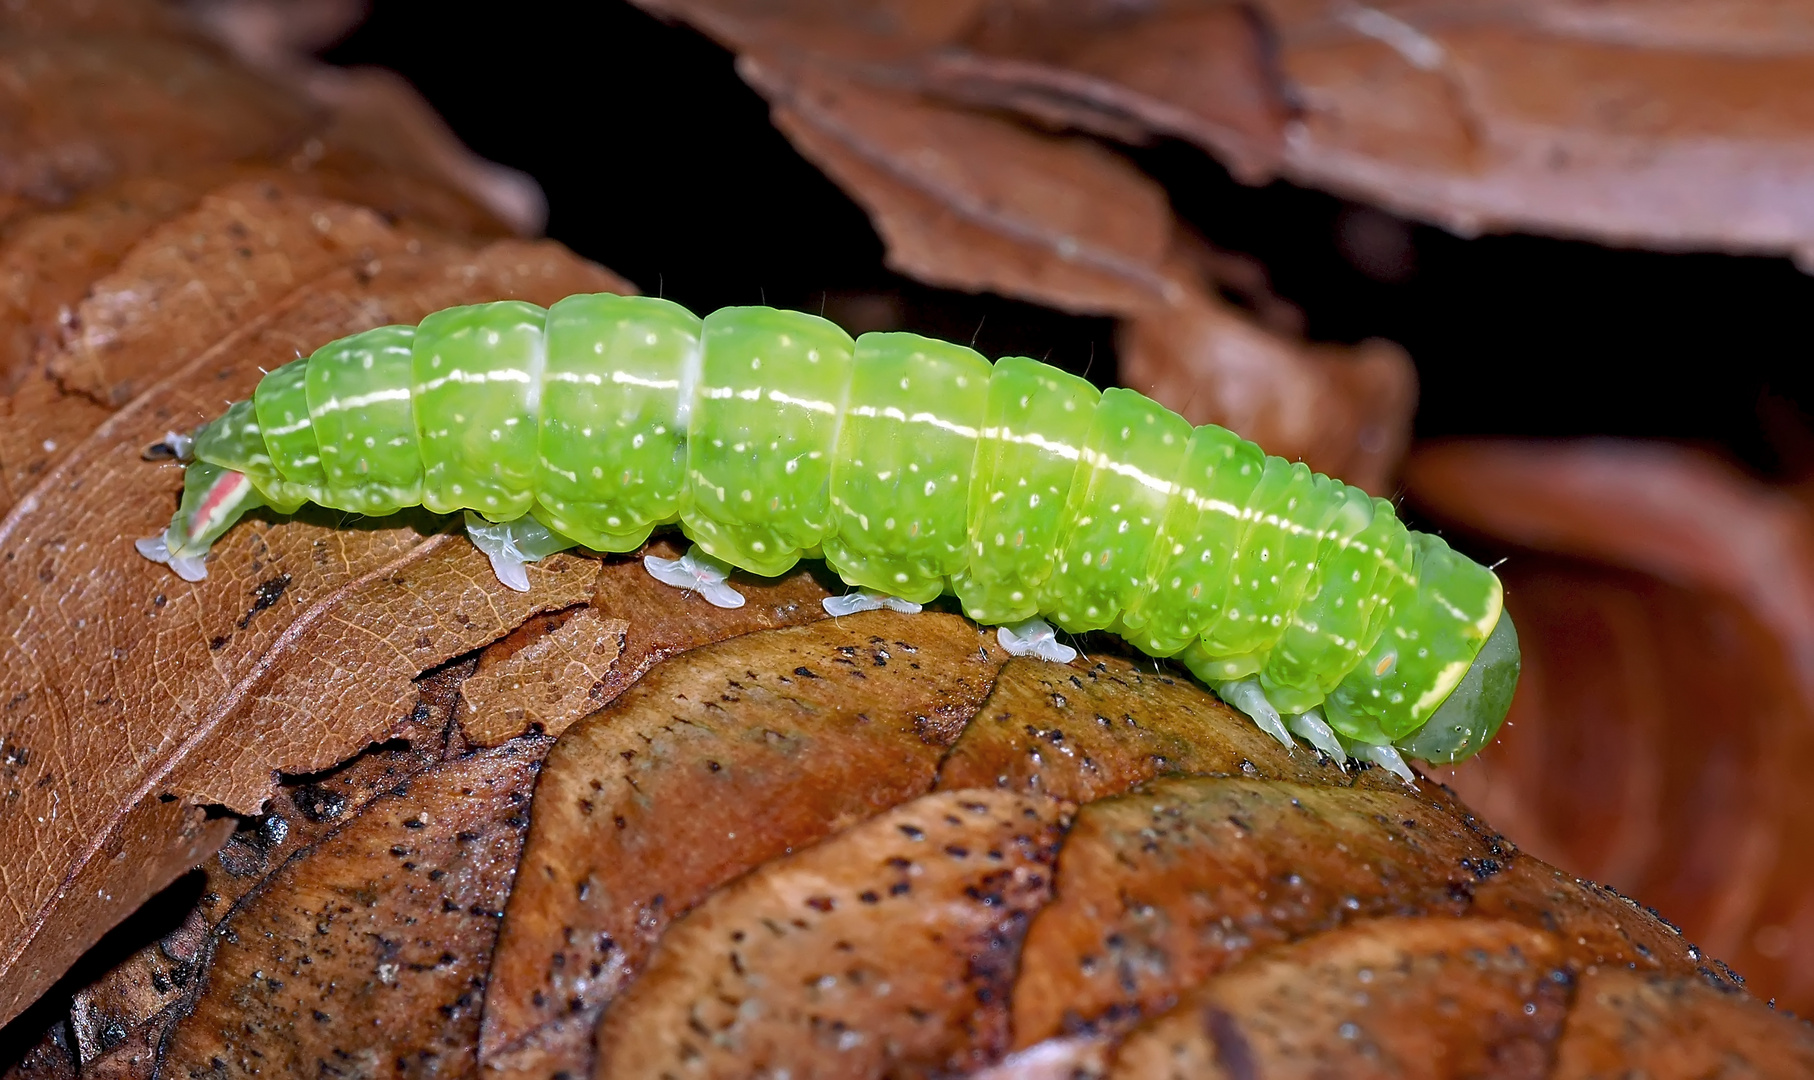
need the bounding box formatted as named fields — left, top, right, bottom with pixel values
left=643, top=544, right=746, bottom=609
left=1352, top=742, right=1417, bottom=785
left=822, top=590, right=924, bottom=617
left=996, top=618, right=1079, bottom=664
left=1213, top=677, right=1293, bottom=750
left=1286, top=708, right=1347, bottom=767
left=464, top=512, right=577, bottom=593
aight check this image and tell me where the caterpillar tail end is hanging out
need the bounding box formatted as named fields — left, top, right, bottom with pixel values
left=137, top=462, right=264, bottom=584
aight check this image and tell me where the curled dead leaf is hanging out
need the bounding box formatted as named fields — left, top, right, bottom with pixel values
left=158, top=739, right=544, bottom=1077
left=479, top=610, right=1005, bottom=1077
left=597, top=788, right=1069, bottom=1079
left=1554, top=967, right=1814, bottom=1077
left=1408, top=438, right=1814, bottom=1014
left=744, top=51, right=1413, bottom=490
left=0, top=205, right=626, bottom=1024
left=640, top=0, right=1814, bottom=258
left=1108, top=918, right=1571, bottom=1077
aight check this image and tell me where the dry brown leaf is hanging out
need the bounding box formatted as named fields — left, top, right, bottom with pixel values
left=67, top=735, right=451, bottom=1079
left=0, top=31, right=313, bottom=226
left=49, top=185, right=410, bottom=405
left=46, top=624, right=521, bottom=1078
left=461, top=536, right=857, bottom=749
left=6, top=598, right=1798, bottom=1072
left=936, top=653, right=1361, bottom=800
left=1263, top=3, right=1814, bottom=256
left=1406, top=440, right=1814, bottom=684
left=1118, top=270, right=1415, bottom=495
left=1469, top=856, right=1746, bottom=990
left=0, top=1, right=522, bottom=241
left=577, top=534, right=841, bottom=728
left=651, top=0, right=1814, bottom=258
left=158, top=739, right=545, bottom=1078
left=1406, top=439, right=1814, bottom=1010
left=457, top=605, right=629, bottom=746
left=479, top=611, right=1007, bottom=1078
left=0, top=0, right=184, bottom=34
left=595, top=788, right=1069, bottom=1080
left=1553, top=968, right=1814, bottom=1079
left=940, top=6, right=1287, bottom=179
left=749, top=54, right=1179, bottom=317
left=0, top=226, right=626, bottom=1026
left=738, top=51, right=1413, bottom=491
left=1105, top=918, right=1571, bottom=1078
left=1011, top=778, right=1501, bottom=1047
left=0, top=168, right=509, bottom=508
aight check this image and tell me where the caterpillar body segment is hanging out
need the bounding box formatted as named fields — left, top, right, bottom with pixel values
left=141, top=295, right=1518, bottom=767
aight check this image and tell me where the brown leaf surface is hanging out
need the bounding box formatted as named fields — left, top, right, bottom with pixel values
left=1011, top=777, right=1500, bottom=1047
left=1407, top=439, right=1814, bottom=1011
left=646, top=0, right=1814, bottom=258
left=940, top=6, right=1287, bottom=177
left=749, top=53, right=1179, bottom=317
left=45, top=184, right=408, bottom=405
left=158, top=738, right=545, bottom=1079
left=0, top=0, right=184, bottom=35
left=0, top=169, right=509, bottom=512
left=0, top=223, right=625, bottom=1026
left=1265, top=3, right=1814, bottom=256
left=68, top=736, right=451, bottom=1079
left=736, top=50, right=1413, bottom=491
left=595, top=788, right=1069, bottom=1080
left=571, top=535, right=842, bottom=736
left=0, top=30, right=311, bottom=226
left=478, top=611, right=1008, bottom=1078
left=1553, top=968, right=1814, bottom=1079
left=458, top=606, right=629, bottom=747
left=938, top=652, right=1369, bottom=800
left=0, top=0, right=519, bottom=241
left=40, top=626, right=512, bottom=1078
left=1014, top=774, right=1718, bottom=1052
left=1468, top=856, right=1740, bottom=990
left=8, top=596, right=1802, bottom=1073
left=1105, top=918, right=1571, bottom=1079
left=1117, top=279, right=1414, bottom=496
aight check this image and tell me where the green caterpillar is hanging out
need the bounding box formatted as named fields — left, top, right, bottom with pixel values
left=138, top=295, right=1518, bottom=779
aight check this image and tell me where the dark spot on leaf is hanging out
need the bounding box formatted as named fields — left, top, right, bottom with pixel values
left=290, top=784, right=346, bottom=822
left=237, top=573, right=291, bottom=629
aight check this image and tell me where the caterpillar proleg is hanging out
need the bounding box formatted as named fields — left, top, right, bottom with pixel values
left=139, top=296, right=1519, bottom=769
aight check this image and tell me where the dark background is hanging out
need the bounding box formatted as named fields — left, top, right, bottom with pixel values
left=326, top=0, right=1814, bottom=478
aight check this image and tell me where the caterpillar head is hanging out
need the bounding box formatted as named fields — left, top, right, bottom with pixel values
left=1396, top=608, right=1521, bottom=764
left=135, top=460, right=265, bottom=582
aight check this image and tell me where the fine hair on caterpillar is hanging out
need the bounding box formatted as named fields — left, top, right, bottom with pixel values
left=138, top=295, right=1520, bottom=778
